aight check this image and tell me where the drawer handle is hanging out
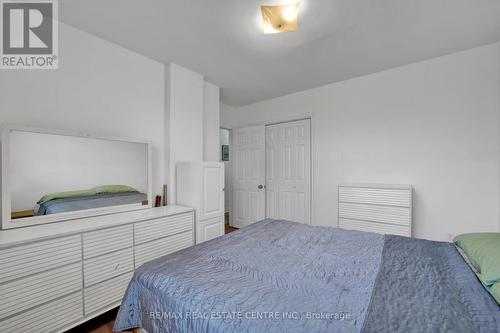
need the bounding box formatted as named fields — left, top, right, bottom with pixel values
left=114, top=264, right=120, bottom=271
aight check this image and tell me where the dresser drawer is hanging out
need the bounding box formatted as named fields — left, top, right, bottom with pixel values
left=135, top=230, right=193, bottom=267
left=0, top=235, right=81, bottom=284
left=134, top=212, right=193, bottom=245
left=339, top=202, right=411, bottom=226
left=83, top=224, right=133, bottom=259
left=339, top=186, right=411, bottom=207
left=83, top=247, right=134, bottom=287
left=0, top=292, right=83, bottom=333
left=339, top=218, right=411, bottom=237
left=84, top=272, right=133, bottom=315
left=0, top=262, right=82, bottom=319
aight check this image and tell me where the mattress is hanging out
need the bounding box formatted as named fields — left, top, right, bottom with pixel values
left=113, top=219, right=500, bottom=333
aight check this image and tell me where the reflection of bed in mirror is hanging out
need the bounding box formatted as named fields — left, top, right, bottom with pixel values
left=34, top=185, right=148, bottom=216
left=1, top=125, right=152, bottom=229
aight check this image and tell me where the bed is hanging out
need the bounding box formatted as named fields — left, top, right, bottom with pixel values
left=36, top=191, right=147, bottom=215
left=34, top=185, right=147, bottom=216
left=113, top=219, right=500, bottom=333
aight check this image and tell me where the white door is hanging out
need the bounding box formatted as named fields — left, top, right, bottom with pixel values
left=266, top=126, right=280, bottom=219
left=232, top=125, right=266, bottom=228
left=200, top=163, right=224, bottom=220
left=266, top=119, right=311, bottom=224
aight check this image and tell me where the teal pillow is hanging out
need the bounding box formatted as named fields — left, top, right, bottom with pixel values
left=454, top=233, right=500, bottom=286
left=37, top=189, right=96, bottom=205
left=92, top=185, right=138, bottom=194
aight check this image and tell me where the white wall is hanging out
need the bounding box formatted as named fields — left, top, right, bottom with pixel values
left=222, top=43, right=500, bottom=241
left=203, top=82, right=220, bottom=162
left=0, top=22, right=165, bottom=195
left=220, top=128, right=230, bottom=146
left=164, top=63, right=204, bottom=204
left=0, top=21, right=222, bottom=216
left=220, top=103, right=238, bottom=129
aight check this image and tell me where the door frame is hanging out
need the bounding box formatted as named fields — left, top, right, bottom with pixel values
left=230, top=113, right=315, bottom=225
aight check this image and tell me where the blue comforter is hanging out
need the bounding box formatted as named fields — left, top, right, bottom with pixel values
left=113, top=219, right=500, bottom=333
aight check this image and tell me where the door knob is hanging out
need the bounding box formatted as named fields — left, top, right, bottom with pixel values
left=258, top=185, right=264, bottom=189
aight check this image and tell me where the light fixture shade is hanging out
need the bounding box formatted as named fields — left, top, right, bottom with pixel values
left=261, top=3, right=300, bottom=34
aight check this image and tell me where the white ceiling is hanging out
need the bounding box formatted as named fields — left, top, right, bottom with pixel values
left=59, top=0, right=500, bottom=106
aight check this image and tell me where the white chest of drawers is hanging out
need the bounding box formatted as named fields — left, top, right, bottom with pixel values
left=338, top=184, right=412, bottom=237
left=0, top=206, right=194, bottom=333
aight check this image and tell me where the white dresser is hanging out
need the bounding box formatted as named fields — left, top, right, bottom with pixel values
left=177, top=162, right=225, bottom=244
left=338, top=184, right=412, bottom=237
left=0, top=206, right=194, bottom=333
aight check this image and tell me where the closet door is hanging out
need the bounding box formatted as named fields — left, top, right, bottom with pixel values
left=232, top=126, right=266, bottom=228
left=266, top=125, right=280, bottom=219
left=266, top=119, right=311, bottom=224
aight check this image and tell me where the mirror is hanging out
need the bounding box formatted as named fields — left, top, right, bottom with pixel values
left=1, top=126, right=152, bottom=229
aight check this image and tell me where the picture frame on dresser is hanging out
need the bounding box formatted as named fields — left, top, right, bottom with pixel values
left=0, top=124, right=153, bottom=230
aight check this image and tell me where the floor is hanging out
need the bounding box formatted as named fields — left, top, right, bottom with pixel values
left=225, top=225, right=238, bottom=234
left=70, top=224, right=239, bottom=333
left=224, top=211, right=238, bottom=234
left=66, top=308, right=131, bottom=333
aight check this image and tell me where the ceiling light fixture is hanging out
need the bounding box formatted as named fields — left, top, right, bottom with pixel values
left=261, top=3, right=300, bottom=34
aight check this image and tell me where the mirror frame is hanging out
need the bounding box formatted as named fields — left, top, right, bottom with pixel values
left=1, top=124, right=153, bottom=230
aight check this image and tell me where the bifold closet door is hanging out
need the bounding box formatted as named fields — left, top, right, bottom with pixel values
left=266, top=119, right=311, bottom=224
left=232, top=125, right=266, bottom=228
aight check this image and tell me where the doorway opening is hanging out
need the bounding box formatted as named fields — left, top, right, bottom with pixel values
left=220, top=128, right=236, bottom=234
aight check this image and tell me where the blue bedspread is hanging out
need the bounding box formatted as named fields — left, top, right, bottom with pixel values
left=113, top=219, right=500, bottom=333
left=37, top=192, right=147, bottom=215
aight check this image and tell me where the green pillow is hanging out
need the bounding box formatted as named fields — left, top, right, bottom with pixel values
left=454, top=233, right=500, bottom=286
left=37, top=189, right=96, bottom=205
left=488, top=283, right=500, bottom=305
left=92, top=185, right=138, bottom=194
